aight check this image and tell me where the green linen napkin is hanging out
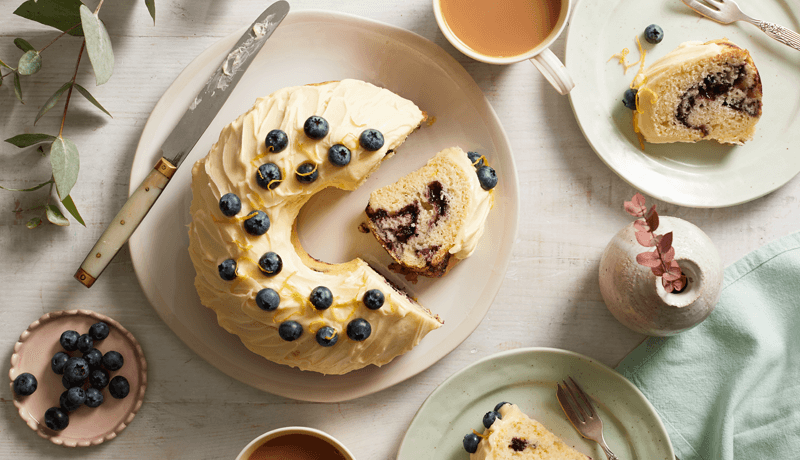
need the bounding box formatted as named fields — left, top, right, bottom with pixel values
left=616, top=231, right=800, bottom=460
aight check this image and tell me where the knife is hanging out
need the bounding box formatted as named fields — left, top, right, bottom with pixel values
left=74, top=1, right=290, bottom=288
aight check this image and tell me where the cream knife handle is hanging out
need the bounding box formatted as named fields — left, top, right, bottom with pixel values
left=74, top=158, right=176, bottom=287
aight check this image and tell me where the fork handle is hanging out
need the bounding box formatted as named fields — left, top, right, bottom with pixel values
left=600, top=442, right=620, bottom=460
left=750, top=19, right=800, bottom=52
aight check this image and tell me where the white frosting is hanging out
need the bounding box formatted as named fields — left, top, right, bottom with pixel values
left=443, top=147, right=494, bottom=260
left=188, top=80, right=443, bottom=375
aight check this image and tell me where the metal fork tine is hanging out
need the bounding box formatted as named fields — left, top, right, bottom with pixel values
left=685, top=0, right=722, bottom=18
left=557, top=383, right=584, bottom=425
left=568, top=377, right=596, bottom=417
left=703, top=0, right=725, bottom=6
left=561, top=380, right=589, bottom=421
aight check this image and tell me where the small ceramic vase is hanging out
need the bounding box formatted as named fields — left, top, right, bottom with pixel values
left=599, top=216, right=723, bottom=336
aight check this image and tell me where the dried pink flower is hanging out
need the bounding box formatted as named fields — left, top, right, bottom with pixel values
left=624, top=193, right=687, bottom=293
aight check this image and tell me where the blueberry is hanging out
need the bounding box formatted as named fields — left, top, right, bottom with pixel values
left=278, top=321, right=303, bottom=341
left=463, top=433, right=480, bottom=453
left=44, top=407, right=69, bottom=431
left=363, top=289, right=384, bottom=310
left=62, top=375, right=78, bottom=389
left=644, top=24, right=664, bottom=44
left=483, top=410, right=501, bottom=428
left=310, top=286, right=333, bottom=310
left=315, top=326, right=339, bottom=347
left=304, top=115, right=329, bottom=140
left=83, top=348, right=103, bottom=369
left=77, top=334, right=94, bottom=353
left=346, top=318, right=372, bottom=341
left=102, top=351, right=124, bottom=371
left=295, top=162, right=319, bottom=184
left=84, top=387, right=104, bottom=408
left=623, top=88, right=638, bottom=110
left=467, top=151, right=485, bottom=169
left=109, top=375, right=130, bottom=399
left=494, top=401, right=510, bottom=412
left=219, top=193, right=242, bottom=217
left=256, top=163, right=282, bottom=190
left=89, top=322, right=110, bottom=341
left=64, top=357, right=89, bottom=383
left=60, top=330, right=80, bottom=351
left=328, top=144, right=351, bottom=166
left=255, top=288, right=280, bottom=311
left=359, top=129, right=384, bottom=151
left=89, top=369, right=110, bottom=390
left=244, top=210, right=270, bottom=236
left=13, top=373, right=37, bottom=396
left=476, top=166, right=498, bottom=190
left=258, top=251, right=282, bottom=276
left=51, top=351, right=69, bottom=375
left=218, top=259, right=238, bottom=281
left=61, top=387, right=86, bottom=412
left=265, top=129, right=289, bottom=153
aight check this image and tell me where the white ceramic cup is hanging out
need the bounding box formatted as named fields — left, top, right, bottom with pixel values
left=433, top=0, right=575, bottom=95
left=235, top=427, right=355, bottom=460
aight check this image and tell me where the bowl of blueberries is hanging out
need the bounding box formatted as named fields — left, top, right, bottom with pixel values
left=9, top=310, right=147, bottom=447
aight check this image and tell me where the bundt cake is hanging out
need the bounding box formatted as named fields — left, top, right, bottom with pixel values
left=188, top=80, right=444, bottom=375
left=364, top=147, right=496, bottom=279
left=633, top=39, right=762, bottom=145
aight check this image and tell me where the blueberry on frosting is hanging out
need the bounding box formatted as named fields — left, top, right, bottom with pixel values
left=467, top=151, right=485, bottom=169
left=218, top=259, right=237, bottom=280
left=476, top=166, right=498, bottom=191
left=295, top=162, right=319, bottom=184
left=315, top=326, right=339, bottom=347
left=463, top=433, right=480, bottom=454
left=255, top=288, right=280, bottom=311
left=265, top=129, right=289, bottom=153
left=328, top=144, right=351, bottom=166
left=359, top=129, right=384, bottom=151
left=278, top=321, right=303, bottom=341
left=363, top=289, right=384, bottom=310
left=244, top=210, right=270, bottom=236
left=494, top=401, right=509, bottom=412
left=483, top=410, right=501, bottom=428
left=258, top=252, right=282, bottom=277
left=256, top=163, right=282, bottom=190
left=623, top=88, right=638, bottom=110
left=219, top=193, right=242, bottom=217
left=304, top=115, right=329, bottom=140
left=310, top=286, right=333, bottom=310
left=346, top=318, right=371, bottom=341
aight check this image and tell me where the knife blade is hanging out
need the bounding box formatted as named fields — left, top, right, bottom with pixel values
left=74, top=1, right=290, bottom=288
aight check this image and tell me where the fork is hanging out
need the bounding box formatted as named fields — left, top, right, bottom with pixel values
left=681, top=0, right=800, bottom=52
left=557, top=377, right=619, bottom=460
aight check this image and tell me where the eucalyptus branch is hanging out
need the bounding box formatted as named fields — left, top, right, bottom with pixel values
left=39, top=22, right=81, bottom=54
left=59, top=40, right=85, bottom=137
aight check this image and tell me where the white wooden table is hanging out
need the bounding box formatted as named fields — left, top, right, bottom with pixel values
left=1, top=1, right=798, bottom=458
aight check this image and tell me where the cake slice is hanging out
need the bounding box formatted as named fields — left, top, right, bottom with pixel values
left=466, top=403, right=591, bottom=459
left=364, top=147, right=495, bottom=279
left=634, top=39, right=762, bottom=145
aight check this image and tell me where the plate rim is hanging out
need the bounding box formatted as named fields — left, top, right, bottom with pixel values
left=564, top=0, right=800, bottom=208
left=396, top=347, right=675, bottom=459
left=127, top=9, right=520, bottom=402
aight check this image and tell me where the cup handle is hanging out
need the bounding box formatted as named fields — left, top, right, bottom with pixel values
left=530, top=48, right=575, bottom=95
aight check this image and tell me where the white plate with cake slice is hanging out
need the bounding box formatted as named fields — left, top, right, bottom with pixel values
left=566, top=0, right=800, bottom=208
left=398, top=348, right=674, bottom=460
left=127, top=10, right=518, bottom=402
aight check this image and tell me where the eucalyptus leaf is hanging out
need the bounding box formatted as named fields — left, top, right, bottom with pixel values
left=45, top=205, right=69, bottom=226
left=26, top=217, right=42, bottom=229
left=80, top=5, right=114, bottom=86
left=14, top=38, right=35, bottom=52
left=74, top=84, right=111, bottom=117
left=35, top=82, right=72, bottom=125
left=14, top=0, right=84, bottom=36
left=61, top=194, right=85, bottom=226
left=145, top=0, right=155, bottom=23
left=50, top=136, right=80, bottom=201
left=13, top=72, right=23, bottom=103
left=0, top=179, right=52, bottom=192
left=0, top=57, right=12, bottom=69
left=5, top=133, right=56, bottom=148
left=17, top=50, right=42, bottom=76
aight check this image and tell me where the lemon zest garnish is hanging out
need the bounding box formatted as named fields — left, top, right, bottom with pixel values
left=472, top=429, right=488, bottom=439
left=232, top=240, right=253, bottom=252
left=608, top=47, right=630, bottom=64
left=426, top=116, right=436, bottom=127
left=340, top=132, right=359, bottom=151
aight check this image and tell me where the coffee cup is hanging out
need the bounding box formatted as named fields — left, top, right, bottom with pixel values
left=236, top=427, right=355, bottom=460
left=433, top=0, right=575, bottom=95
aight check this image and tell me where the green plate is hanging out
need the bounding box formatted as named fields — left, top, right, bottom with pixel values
left=398, top=348, right=674, bottom=460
